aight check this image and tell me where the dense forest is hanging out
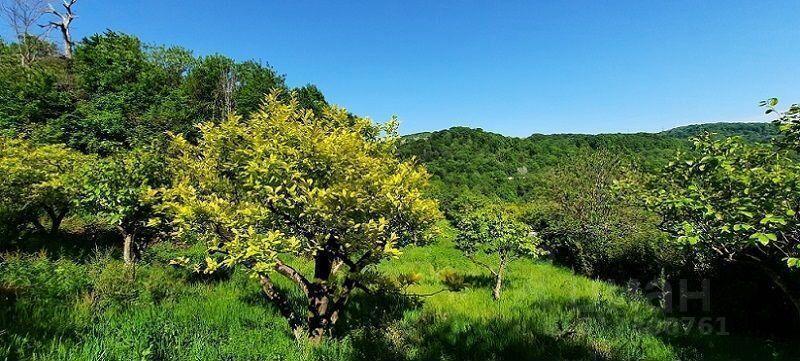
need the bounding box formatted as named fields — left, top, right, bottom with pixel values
left=1, top=1, right=799, bottom=360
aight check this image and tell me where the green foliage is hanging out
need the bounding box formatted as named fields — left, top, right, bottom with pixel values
left=294, top=83, right=329, bottom=115
left=455, top=210, right=543, bottom=262
left=79, top=147, right=170, bottom=262
left=166, top=92, right=439, bottom=274
left=527, top=151, right=667, bottom=278
left=80, top=148, right=167, bottom=231
left=0, top=31, right=298, bottom=154
left=642, top=133, right=800, bottom=269
left=660, top=122, right=777, bottom=143
left=398, top=127, right=686, bottom=218
left=455, top=208, right=544, bottom=299
left=0, top=138, right=90, bottom=235
left=0, top=42, right=73, bottom=139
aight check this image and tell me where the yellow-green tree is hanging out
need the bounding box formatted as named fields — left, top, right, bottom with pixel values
left=0, top=138, right=89, bottom=234
left=163, top=93, right=439, bottom=341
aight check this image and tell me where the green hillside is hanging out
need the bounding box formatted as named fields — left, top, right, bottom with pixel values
left=659, top=122, right=777, bottom=142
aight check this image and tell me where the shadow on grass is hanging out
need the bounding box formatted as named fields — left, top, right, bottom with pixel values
left=345, top=295, right=697, bottom=361
left=0, top=225, right=121, bottom=263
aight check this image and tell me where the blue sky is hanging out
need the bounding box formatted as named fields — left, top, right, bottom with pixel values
left=5, top=0, right=800, bottom=136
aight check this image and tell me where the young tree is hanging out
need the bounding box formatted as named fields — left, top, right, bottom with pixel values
left=643, top=133, right=800, bottom=317
left=455, top=209, right=543, bottom=300
left=0, top=137, right=88, bottom=234
left=80, top=148, right=168, bottom=264
left=163, top=92, right=439, bottom=341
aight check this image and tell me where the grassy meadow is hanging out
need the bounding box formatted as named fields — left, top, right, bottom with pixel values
left=2, top=223, right=796, bottom=361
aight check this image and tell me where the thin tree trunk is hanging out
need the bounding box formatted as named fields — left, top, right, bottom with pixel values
left=120, top=226, right=136, bottom=264
left=49, top=214, right=63, bottom=234
left=493, top=261, right=506, bottom=300
left=45, top=207, right=66, bottom=234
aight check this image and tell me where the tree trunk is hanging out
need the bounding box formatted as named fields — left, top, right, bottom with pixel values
left=307, top=250, right=335, bottom=342
left=492, top=261, right=506, bottom=300
left=264, top=250, right=359, bottom=342
left=307, top=284, right=333, bottom=343
left=120, top=227, right=136, bottom=264
left=48, top=208, right=65, bottom=234
left=43, top=206, right=66, bottom=234
left=60, top=26, right=72, bottom=59
left=259, top=275, right=303, bottom=337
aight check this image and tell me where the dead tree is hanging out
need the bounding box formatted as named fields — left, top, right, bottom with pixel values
left=43, top=0, right=76, bottom=59
left=0, top=0, right=48, bottom=65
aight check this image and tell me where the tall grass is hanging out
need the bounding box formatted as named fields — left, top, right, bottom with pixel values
left=0, top=230, right=797, bottom=360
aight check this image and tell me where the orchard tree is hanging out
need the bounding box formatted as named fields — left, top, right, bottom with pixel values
left=80, top=148, right=168, bottom=264
left=163, top=92, right=439, bottom=341
left=0, top=137, right=88, bottom=233
left=455, top=209, right=544, bottom=300
left=643, top=133, right=800, bottom=317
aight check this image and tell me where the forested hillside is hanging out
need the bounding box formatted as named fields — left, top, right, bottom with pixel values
left=398, top=123, right=772, bottom=215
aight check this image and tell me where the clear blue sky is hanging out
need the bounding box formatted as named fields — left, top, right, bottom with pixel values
left=7, top=0, right=800, bottom=136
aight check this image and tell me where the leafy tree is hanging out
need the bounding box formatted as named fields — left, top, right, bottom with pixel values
left=529, top=150, right=665, bottom=279
left=762, top=97, right=800, bottom=150
left=0, top=38, right=72, bottom=139
left=455, top=208, right=543, bottom=300
left=80, top=148, right=168, bottom=264
left=0, top=137, right=88, bottom=234
left=642, top=133, right=800, bottom=317
left=234, top=60, right=287, bottom=116
left=163, top=92, right=439, bottom=341
left=294, top=84, right=328, bottom=115
left=66, top=31, right=197, bottom=153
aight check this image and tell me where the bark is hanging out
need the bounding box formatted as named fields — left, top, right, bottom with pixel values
left=44, top=206, right=66, bottom=234
left=120, top=227, right=136, bottom=264
left=307, top=250, right=336, bottom=342
left=259, top=274, right=302, bottom=335
left=263, top=248, right=364, bottom=342
left=44, top=0, right=76, bottom=59
left=492, top=260, right=506, bottom=300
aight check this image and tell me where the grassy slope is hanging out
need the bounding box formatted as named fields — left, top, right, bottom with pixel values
left=1, top=227, right=797, bottom=360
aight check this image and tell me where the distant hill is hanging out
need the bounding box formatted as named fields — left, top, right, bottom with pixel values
left=398, top=122, right=776, bottom=207
left=659, top=122, right=777, bottom=142
left=402, top=122, right=777, bottom=141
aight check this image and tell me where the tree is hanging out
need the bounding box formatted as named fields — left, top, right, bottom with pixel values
left=529, top=150, right=664, bottom=279
left=163, top=92, right=439, bottom=341
left=0, top=0, right=48, bottom=66
left=43, top=0, right=76, bottom=59
left=80, top=148, right=168, bottom=264
left=642, top=132, right=800, bottom=318
left=0, top=137, right=88, bottom=234
left=455, top=208, right=543, bottom=300
left=294, top=84, right=328, bottom=115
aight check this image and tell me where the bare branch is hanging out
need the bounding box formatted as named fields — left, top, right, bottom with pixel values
left=41, top=0, right=76, bottom=58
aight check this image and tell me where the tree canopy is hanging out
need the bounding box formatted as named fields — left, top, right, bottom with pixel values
left=164, top=92, right=440, bottom=340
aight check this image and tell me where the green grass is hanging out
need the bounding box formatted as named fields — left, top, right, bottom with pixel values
left=1, top=228, right=797, bottom=360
